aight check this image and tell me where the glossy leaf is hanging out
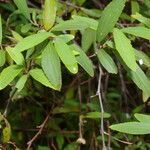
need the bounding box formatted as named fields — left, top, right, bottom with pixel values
left=29, top=68, right=57, bottom=90
left=0, top=65, right=22, bottom=90
left=97, top=49, right=118, bottom=74
left=134, top=113, right=150, bottom=124
left=6, top=47, right=25, bottom=65
left=70, top=44, right=94, bottom=77
left=121, top=27, right=150, bottom=40
left=0, top=14, right=2, bottom=45
left=97, top=0, right=125, bottom=42
left=13, top=0, right=30, bottom=20
left=14, top=32, right=54, bottom=52
left=42, top=0, right=56, bottom=30
left=0, top=51, right=5, bottom=67
left=113, top=28, right=136, bottom=71
left=54, top=39, right=78, bottom=74
left=129, top=65, right=150, bottom=96
left=132, top=13, right=150, bottom=28
left=110, top=122, right=150, bottom=134
left=16, top=74, right=28, bottom=92
left=42, top=42, right=61, bottom=90
left=81, top=28, right=96, bottom=52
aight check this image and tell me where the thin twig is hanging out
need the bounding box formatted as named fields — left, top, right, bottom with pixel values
left=97, top=66, right=106, bottom=150
left=104, top=131, right=133, bottom=145
left=27, top=112, right=51, bottom=149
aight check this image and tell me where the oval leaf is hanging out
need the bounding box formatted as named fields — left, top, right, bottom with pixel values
left=42, top=42, right=61, bottom=90
left=81, top=28, right=96, bottom=52
left=52, top=16, right=98, bottom=31
left=129, top=65, right=150, bottom=96
left=70, top=44, right=94, bottom=77
left=29, top=68, right=57, bottom=90
left=110, top=122, right=150, bottom=135
left=6, top=47, right=25, bottom=65
left=113, top=28, right=136, bottom=71
left=0, top=65, right=22, bottom=90
left=14, top=32, right=54, bottom=52
left=134, top=113, right=150, bottom=124
left=16, top=74, right=28, bottom=92
left=121, top=27, right=150, bottom=40
left=97, top=49, right=118, bottom=74
left=97, top=0, right=125, bottom=42
left=42, top=0, right=57, bottom=30
left=54, top=39, right=78, bottom=74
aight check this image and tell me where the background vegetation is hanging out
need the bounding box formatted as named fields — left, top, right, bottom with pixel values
left=0, top=0, right=150, bottom=149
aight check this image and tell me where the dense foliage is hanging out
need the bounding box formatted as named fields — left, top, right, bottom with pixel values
left=0, top=0, right=150, bottom=149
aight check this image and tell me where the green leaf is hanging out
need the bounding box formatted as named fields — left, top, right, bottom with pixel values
left=11, top=30, right=23, bottom=42
left=142, top=91, right=149, bottom=103
left=70, top=44, right=94, bottom=77
left=129, top=65, right=150, bottom=95
left=81, top=8, right=101, bottom=18
left=52, top=15, right=98, bottom=31
left=2, top=127, right=11, bottom=143
left=42, top=0, right=57, bottom=30
left=54, top=39, right=78, bottom=74
left=21, top=23, right=32, bottom=33
left=0, top=65, right=22, bottom=90
left=42, top=42, right=61, bottom=90
left=72, top=15, right=98, bottom=30
left=132, top=13, right=150, bottom=28
left=6, top=47, right=25, bottom=65
left=29, top=68, right=57, bottom=90
left=135, top=50, right=150, bottom=67
left=97, top=0, right=125, bottom=42
left=56, top=135, right=64, bottom=150
left=16, top=74, right=28, bottom=92
left=14, top=32, right=54, bottom=52
left=113, top=28, right=136, bottom=71
left=0, top=14, right=2, bottom=45
left=56, top=34, right=74, bottom=43
left=97, top=49, right=118, bottom=74
left=110, top=122, right=150, bottom=134
left=82, top=112, right=111, bottom=119
left=81, top=28, right=96, bottom=52
left=0, top=51, right=5, bottom=67
left=134, top=113, right=150, bottom=124
left=38, top=146, right=49, bottom=150
left=131, top=1, right=139, bottom=16
left=121, top=27, right=150, bottom=40
left=13, top=0, right=30, bottom=20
